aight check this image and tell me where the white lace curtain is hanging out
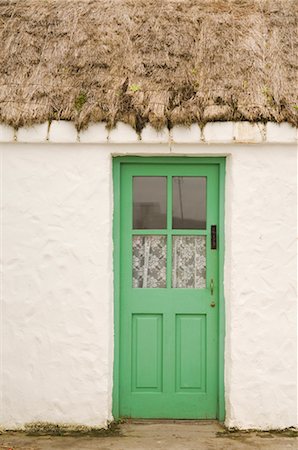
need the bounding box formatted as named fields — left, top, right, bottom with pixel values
left=172, top=236, right=206, bottom=288
left=132, top=235, right=206, bottom=288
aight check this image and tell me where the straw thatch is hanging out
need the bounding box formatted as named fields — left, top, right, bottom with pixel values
left=0, top=0, right=297, bottom=130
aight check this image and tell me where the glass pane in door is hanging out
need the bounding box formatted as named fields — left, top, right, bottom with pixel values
left=172, top=236, right=206, bottom=288
left=133, top=177, right=167, bottom=229
left=172, top=177, right=206, bottom=229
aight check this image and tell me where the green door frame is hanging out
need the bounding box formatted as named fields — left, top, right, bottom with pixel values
left=112, top=156, right=226, bottom=421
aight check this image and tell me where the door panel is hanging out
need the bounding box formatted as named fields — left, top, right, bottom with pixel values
left=119, top=162, right=219, bottom=419
left=132, top=314, right=163, bottom=391
left=176, top=314, right=206, bottom=392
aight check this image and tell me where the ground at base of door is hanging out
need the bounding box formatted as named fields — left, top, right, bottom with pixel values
left=0, top=421, right=297, bottom=450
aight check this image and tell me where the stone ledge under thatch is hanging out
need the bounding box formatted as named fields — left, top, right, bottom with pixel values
left=1, top=121, right=297, bottom=144
left=0, top=0, right=297, bottom=130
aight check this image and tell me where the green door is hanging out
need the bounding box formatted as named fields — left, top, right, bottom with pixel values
left=118, top=160, right=220, bottom=419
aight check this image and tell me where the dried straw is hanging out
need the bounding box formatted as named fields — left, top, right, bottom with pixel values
left=0, top=0, right=297, bottom=129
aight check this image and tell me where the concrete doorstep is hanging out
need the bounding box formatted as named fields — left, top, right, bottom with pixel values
left=0, top=421, right=297, bottom=450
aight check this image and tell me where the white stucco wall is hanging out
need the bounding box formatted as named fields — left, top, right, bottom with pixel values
left=1, top=145, right=114, bottom=427
left=223, top=146, right=297, bottom=429
left=0, top=124, right=297, bottom=429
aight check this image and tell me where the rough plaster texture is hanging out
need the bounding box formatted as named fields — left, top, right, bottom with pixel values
left=233, top=122, right=264, bottom=143
left=1, top=144, right=114, bottom=427
left=0, top=125, right=15, bottom=142
left=203, top=122, right=234, bottom=142
left=0, top=140, right=297, bottom=430
left=17, top=124, right=49, bottom=143
left=48, top=121, right=78, bottom=143
left=79, top=123, right=108, bottom=144
left=0, top=121, right=297, bottom=144
left=223, top=146, right=297, bottom=430
left=171, top=124, right=201, bottom=143
left=266, top=122, right=297, bottom=142
left=108, top=122, right=140, bottom=143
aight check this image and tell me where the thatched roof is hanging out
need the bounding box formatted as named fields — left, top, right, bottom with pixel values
left=0, top=0, right=297, bottom=130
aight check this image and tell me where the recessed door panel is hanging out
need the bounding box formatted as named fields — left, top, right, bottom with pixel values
left=176, top=315, right=206, bottom=391
left=132, top=314, right=163, bottom=391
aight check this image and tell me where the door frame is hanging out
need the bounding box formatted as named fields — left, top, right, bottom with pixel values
left=112, top=156, right=226, bottom=421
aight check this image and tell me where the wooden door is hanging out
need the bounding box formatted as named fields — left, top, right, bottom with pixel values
left=118, top=160, right=220, bottom=419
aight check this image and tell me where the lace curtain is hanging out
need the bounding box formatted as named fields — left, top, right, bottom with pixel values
left=132, top=235, right=206, bottom=289
left=172, top=236, right=206, bottom=288
left=132, top=236, right=167, bottom=288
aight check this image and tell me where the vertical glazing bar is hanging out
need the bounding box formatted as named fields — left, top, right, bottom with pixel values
left=166, top=175, right=172, bottom=288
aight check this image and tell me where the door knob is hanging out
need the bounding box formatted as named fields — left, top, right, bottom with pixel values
left=210, top=301, right=216, bottom=308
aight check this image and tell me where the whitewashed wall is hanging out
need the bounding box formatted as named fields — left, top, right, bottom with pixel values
left=0, top=122, right=297, bottom=430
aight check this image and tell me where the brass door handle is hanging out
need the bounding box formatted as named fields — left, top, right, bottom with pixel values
left=210, top=301, right=216, bottom=308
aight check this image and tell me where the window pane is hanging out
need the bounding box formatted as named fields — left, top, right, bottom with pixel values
left=133, top=177, right=167, bottom=229
left=172, top=236, right=206, bottom=288
left=133, top=236, right=167, bottom=288
left=172, top=177, right=206, bottom=229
